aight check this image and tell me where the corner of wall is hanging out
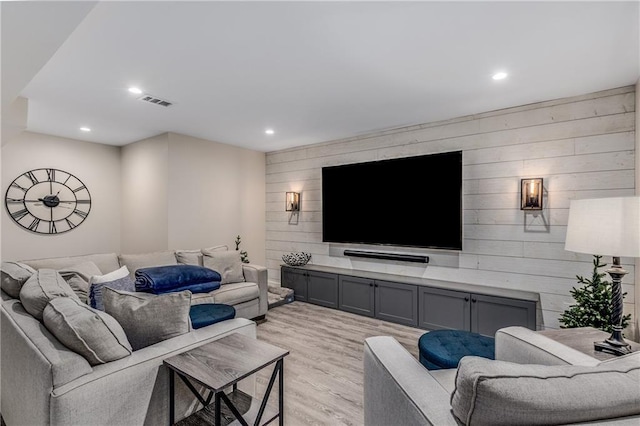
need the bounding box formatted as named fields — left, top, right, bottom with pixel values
left=119, top=133, right=170, bottom=254
left=1, top=97, right=28, bottom=146
left=635, top=79, right=640, bottom=341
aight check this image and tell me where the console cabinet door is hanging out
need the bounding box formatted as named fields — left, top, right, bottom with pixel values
left=471, top=293, right=536, bottom=337
left=418, top=286, right=471, bottom=331
left=281, top=267, right=308, bottom=302
left=374, top=280, right=418, bottom=326
left=339, top=276, right=375, bottom=317
left=307, top=271, right=339, bottom=309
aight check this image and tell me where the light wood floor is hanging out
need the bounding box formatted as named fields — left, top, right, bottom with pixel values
left=254, top=301, right=426, bottom=426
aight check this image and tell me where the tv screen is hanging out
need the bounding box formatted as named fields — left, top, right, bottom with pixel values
left=322, top=151, right=462, bottom=250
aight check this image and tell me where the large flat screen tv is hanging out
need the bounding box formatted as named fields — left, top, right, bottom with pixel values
left=322, top=151, right=462, bottom=250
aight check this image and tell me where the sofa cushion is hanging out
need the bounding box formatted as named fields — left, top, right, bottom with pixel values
left=211, top=281, right=259, bottom=305
left=103, top=288, right=192, bottom=350
left=450, top=354, right=640, bottom=425
left=20, top=269, right=79, bottom=321
left=1, top=261, right=36, bottom=298
left=175, top=249, right=203, bottom=266
left=201, top=244, right=228, bottom=254
left=89, top=266, right=136, bottom=311
left=203, top=250, right=245, bottom=284
left=118, top=251, right=178, bottom=278
left=58, top=261, right=102, bottom=303
left=43, top=297, right=132, bottom=365
left=21, top=253, right=120, bottom=275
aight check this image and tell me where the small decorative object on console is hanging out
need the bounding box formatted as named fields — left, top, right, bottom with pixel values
left=282, top=252, right=311, bottom=266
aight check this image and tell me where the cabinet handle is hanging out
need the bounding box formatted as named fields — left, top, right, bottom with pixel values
left=472, top=298, right=477, bottom=303
left=464, top=297, right=469, bottom=302
left=369, top=283, right=373, bottom=287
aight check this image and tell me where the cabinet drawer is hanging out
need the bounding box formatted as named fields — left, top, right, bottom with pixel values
left=374, top=280, right=418, bottom=327
left=281, top=267, right=308, bottom=302
left=308, top=271, right=339, bottom=309
left=339, top=276, right=375, bottom=317
left=471, top=293, right=536, bottom=337
left=419, top=286, right=470, bottom=331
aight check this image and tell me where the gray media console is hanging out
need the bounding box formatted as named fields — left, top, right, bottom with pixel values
left=281, top=265, right=537, bottom=337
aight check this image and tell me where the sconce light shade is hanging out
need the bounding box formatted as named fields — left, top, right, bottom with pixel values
left=285, top=192, right=300, bottom=212
left=521, top=178, right=543, bottom=210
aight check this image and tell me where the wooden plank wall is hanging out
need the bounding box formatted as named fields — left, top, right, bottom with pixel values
left=265, top=86, right=636, bottom=330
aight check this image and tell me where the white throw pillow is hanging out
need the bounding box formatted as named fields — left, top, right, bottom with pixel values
left=88, top=266, right=135, bottom=310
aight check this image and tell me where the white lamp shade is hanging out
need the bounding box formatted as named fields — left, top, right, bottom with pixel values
left=565, top=196, right=640, bottom=258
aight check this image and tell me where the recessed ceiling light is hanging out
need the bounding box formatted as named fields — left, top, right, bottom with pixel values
left=265, top=129, right=275, bottom=135
left=492, top=72, right=508, bottom=81
left=128, top=87, right=143, bottom=94
left=80, top=127, right=91, bottom=132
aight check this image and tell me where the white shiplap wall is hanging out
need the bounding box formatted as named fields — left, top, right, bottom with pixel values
left=265, top=86, right=636, bottom=330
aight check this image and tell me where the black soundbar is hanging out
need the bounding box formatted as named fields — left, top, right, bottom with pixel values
left=343, top=249, right=429, bottom=263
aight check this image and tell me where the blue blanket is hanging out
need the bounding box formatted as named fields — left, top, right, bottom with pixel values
left=135, top=265, right=221, bottom=294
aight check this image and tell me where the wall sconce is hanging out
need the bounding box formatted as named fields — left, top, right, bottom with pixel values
left=285, top=192, right=300, bottom=212
left=521, top=178, right=543, bottom=210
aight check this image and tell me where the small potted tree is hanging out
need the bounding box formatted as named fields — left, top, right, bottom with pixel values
left=559, top=255, right=631, bottom=333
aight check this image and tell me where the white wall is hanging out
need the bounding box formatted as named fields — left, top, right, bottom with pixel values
left=1, top=131, right=121, bottom=260
left=166, top=132, right=266, bottom=266
left=120, top=133, right=169, bottom=254
left=119, top=132, right=266, bottom=265
left=3, top=131, right=266, bottom=267
left=266, top=86, right=636, bottom=331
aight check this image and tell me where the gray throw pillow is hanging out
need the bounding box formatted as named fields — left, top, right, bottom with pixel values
left=58, top=261, right=102, bottom=303
left=103, top=288, right=192, bottom=351
left=202, top=250, right=245, bottom=284
left=88, top=266, right=136, bottom=311
left=20, top=269, right=79, bottom=321
left=118, top=251, right=178, bottom=278
left=1, top=261, right=36, bottom=298
left=175, top=249, right=203, bottom=266
left=451, top=355, right=640, bottom=425
left=43, top=297, right=132, bottom=365
left=201, top=244, right=228, bottom=254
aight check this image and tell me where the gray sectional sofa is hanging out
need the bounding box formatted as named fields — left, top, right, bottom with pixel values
left=1, top=248, right=268, bottom=425
left=364, top=326, right=640, bottom=425
left=18, top=249, right=268, bottom=319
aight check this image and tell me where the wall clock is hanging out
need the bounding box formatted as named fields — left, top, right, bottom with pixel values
left=5, top=168, right=92, bottom=234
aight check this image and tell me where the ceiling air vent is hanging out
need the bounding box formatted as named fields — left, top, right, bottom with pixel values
left=137, top=94, right=174, bottom=107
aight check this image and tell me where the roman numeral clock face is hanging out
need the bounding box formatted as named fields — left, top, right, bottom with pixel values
left=5, top=168, right=91, bottom=234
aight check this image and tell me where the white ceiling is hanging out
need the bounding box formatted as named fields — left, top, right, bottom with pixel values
left=4, top=1, right=640, bottom=152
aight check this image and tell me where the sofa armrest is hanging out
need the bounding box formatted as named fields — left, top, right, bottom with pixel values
left=242, top=263, right=268, bottom=317
left=364, top=336, right=458, bottom=426
left=495, top=326, right=600, bottom=366
left=1, top=300, right=93, bottom=426
left=51, top=318, right=257, bottom=426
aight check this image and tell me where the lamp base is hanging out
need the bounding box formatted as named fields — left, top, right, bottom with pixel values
left=594, top=327, right=632, bottom=356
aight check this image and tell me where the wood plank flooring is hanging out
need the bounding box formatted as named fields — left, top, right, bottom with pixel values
left=253, top=302, right=426, bottom=426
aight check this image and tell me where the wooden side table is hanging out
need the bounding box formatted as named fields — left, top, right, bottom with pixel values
left=164, top=333, right=289, bottom=426
left=538, top=327, right=640, bottom=361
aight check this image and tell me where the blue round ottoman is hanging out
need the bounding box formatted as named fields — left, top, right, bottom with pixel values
left=189, top=304, right=236, bottom=329
left=418, top=329, right=495, bottom=370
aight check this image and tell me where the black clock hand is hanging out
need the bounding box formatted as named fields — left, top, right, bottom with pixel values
left=34, top=203, right=71, bottom=209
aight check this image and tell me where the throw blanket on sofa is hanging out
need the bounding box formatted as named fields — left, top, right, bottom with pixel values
left=135, top=265, right=221, bottom=294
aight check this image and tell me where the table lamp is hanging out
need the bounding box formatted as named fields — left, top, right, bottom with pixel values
left=564, top=196, right=640, bottom=355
